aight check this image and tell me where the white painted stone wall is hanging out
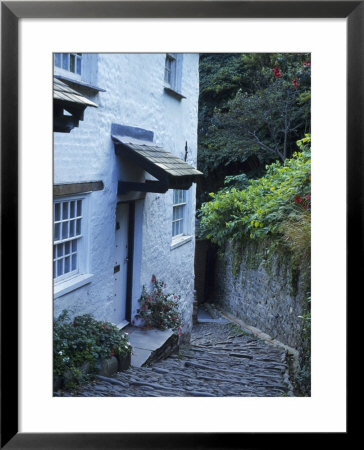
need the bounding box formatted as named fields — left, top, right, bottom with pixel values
left=54, top=53, right=199, bottom=338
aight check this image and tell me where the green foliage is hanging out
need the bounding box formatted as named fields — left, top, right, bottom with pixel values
left=223, top=173, right=250, bottom=191
left=199, top=136, right=311, bottom=249
left=197, top=53, right=311, bottom=207
left=53, top=310, right=132, bottom=388
left=136, top=275, right=184, bottom=335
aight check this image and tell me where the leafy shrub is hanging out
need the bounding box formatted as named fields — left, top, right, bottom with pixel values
left=199, top=135, right=311, bottom=249
left=135, top=275, right=184, bottom=335
left=54, top=310, right=132, bottom=388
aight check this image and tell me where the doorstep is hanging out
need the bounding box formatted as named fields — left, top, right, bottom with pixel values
left=124, top=326, right=178, bottom=368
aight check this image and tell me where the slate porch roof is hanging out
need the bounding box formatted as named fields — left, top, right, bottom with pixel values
left=53, top=77, right=98, bottom=108
left=112, top=135, right=203, bottom=192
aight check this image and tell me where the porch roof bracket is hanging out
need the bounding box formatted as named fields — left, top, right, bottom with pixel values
left=118, top=180, right=169, bottom=195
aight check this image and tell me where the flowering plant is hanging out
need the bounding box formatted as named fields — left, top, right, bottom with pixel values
left=135, top=275, right=184, bottom=335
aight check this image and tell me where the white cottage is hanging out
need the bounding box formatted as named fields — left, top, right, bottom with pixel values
left=53, top=53, right=201, bottom=339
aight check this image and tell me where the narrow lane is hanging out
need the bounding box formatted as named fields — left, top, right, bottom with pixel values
left=61, top=320, right=293, bottom=397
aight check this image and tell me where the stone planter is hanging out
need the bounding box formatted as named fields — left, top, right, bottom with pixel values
left=116, top=352, right=131, bottom=371
left=98, top=356, right=119, bottom=377
left=53, top=354, right=131, bottom=393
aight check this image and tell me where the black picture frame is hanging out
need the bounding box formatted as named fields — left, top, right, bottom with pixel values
left=1, top=1, right=357, bottom=448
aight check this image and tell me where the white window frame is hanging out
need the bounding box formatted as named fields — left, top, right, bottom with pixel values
left=164, top=53, right=177, bottom=88
left=172, top=189, right=187, bottom=238
left=53, top=194, right=93, bottom=297
left=54, top=53, right=82, bottom=81
left=171, top=188, right=192, bottom=249
left=164, top=53, right=184, bottom=96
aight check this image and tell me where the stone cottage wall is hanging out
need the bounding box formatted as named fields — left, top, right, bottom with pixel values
left=53, top=53, right=199, bottom=339
left=214, top=241, right=309, bottom=350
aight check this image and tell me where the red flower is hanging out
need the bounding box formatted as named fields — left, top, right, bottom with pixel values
left=272, top=67, right=281, bottom=78
left=293, top=78, right=298, bottom=89
left=306, top=194, right=310, bottom=200
left=295, top=195, right=302, bottom=203
left=303, top=61, right=311, bottom=67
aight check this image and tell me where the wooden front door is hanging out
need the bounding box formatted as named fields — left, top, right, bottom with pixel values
left=114, top=202, right=129, bottom=324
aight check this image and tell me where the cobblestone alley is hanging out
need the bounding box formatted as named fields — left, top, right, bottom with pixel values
left=58, top=313, right=293, bottom=397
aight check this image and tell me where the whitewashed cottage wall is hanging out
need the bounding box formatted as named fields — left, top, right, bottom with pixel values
left=53, top=53, right=199, bottom=338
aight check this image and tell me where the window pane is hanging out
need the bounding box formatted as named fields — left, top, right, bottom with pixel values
left=54, top=223, right=60, bottom=241
left=69, top=220, right=75, bottom=237
left=54, top=53, right=61, bottom=67
left=53, top=261, right=56, bottom=279
left=76, top=56, right=82, bottom=75
left=61, top=53, right=69, bottom=70
left=57, top=259, right=63, bottom=277
left=70, top=54, right=75, bottom=73
left=77, top=200, right=82, bottom=216
left=72, top=240, right=77, bottom=252
left=54, top=203, right=60, bottom=221
left=72, top=254, right=77, bottom=271
left=65, top=241, right=71, bottom=255
left=76, top=219, right=81, bottom=236
left=70, top=201, right=75, bottom=218
left=62, top=202, right=69, bottom=220
left=64, top=256, right=70, bottom=273
left=57, top=244, right=64, bottom=258
left=62, top=222, right=69, bottom=239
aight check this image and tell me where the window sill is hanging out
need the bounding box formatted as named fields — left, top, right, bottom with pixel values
left=170, top=235, right=192, bottom=250
left=164, top=86, right=186, bottom=100
left=54, top=273, right=94, bottom=299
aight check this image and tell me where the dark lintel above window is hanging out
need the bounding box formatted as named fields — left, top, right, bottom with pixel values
left=54, top=181, right=104, bottom=197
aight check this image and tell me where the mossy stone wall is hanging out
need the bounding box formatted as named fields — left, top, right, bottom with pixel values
left=214, top=240, right=309, bottom=350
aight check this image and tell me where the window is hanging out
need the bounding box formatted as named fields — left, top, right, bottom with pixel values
left=172, top=189, right=187, bottom=237
left=53, top=196, right=85, bottom=281
left=164, top=53, right=177, bottom=88
left=164, top=53, right=185, bottom=99
left=54, top=53, right=82, bottom=75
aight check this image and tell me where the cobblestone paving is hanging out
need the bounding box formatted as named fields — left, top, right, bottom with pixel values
left=60, top=322, right=293, bottom=397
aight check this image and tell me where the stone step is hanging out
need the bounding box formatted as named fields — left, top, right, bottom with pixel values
left=126, top=327, right=178, bottom=368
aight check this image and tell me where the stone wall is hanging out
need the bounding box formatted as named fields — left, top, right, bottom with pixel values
left=214, top=241, right=309, bottom=351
